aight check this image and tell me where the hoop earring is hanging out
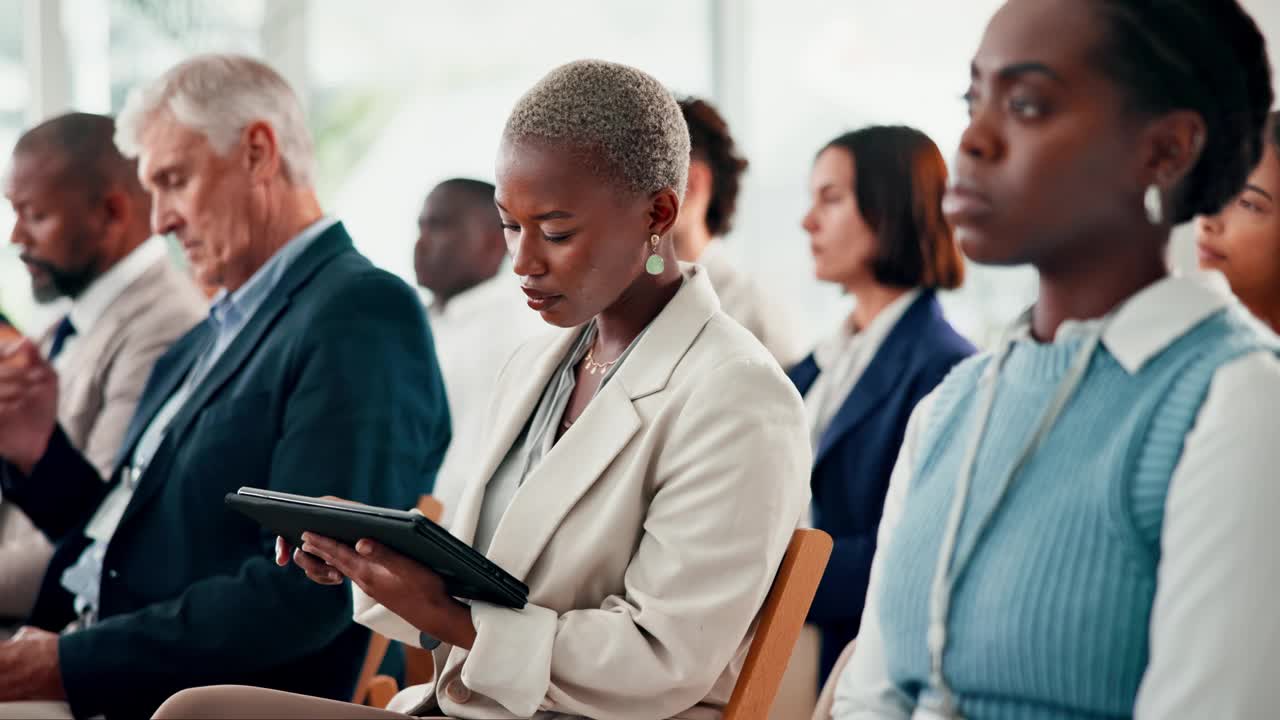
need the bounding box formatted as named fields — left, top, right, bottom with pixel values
left=645, top=234, right=665, bottom=275
left=1143, top=184, right=1164, bottom=225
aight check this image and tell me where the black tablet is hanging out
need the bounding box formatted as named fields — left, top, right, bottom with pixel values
left=226, top=487, right=527, bottom=609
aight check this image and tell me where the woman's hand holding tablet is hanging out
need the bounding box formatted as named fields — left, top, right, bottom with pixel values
left=273, top=495, right=360, bottom=584
left=292, top=531, right=479, bottom=650
left=231, top=486, right=526, bottom=650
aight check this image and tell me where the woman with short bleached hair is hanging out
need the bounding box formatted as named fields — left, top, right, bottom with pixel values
left=154, top=59, right=811, bottom=720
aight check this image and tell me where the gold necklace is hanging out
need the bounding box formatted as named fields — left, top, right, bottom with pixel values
left=563, top=342, right=618, bottom=430
left=583, top=344, right=620, bottom=375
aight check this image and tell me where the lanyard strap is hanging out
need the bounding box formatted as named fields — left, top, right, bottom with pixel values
left=926, top=325, right=1105, bottom=712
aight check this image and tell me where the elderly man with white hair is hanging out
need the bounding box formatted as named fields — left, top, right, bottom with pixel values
left=0, top=54, right=451, bottom=720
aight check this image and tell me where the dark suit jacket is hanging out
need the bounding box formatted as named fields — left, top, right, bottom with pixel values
left=2, top=223, right=451, bottom=719
left=789, top=290, right=974, bottom=682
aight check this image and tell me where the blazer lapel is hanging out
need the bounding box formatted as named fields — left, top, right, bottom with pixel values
left=158, top=293, right=291, bottom=451
left=118, top=224, right=353, bottom=524
left=478, top=264, right=720, bottom=582
left=56, top=319, right=106, bottom=404
left=59, top=263, right=169, bottom=437
left=813, top=292, right=935, bottom=467
left=110, top=324, right=209, bottom=474
left=484, top=380, right=641, bottom=582
left=150, top=225, right=353, bottom=452
left=448, top=328, right=580, bottom=547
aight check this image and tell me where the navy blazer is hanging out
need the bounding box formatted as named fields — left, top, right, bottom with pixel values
left=2, top=223, right=451, bottom=719
left=789, top=290, right=974, bottom=682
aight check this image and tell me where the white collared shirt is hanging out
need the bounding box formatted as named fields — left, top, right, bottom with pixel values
left=834, top=271, right=1280, bottom=719
left=426, top=269, right=546, bottom=522
left=49, top=236, right=169, bottom=373
left=804, top=288, right=921, bottom=451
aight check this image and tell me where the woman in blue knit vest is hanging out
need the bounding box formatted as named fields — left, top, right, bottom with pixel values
left=832, top=1, right=1280, bottom=718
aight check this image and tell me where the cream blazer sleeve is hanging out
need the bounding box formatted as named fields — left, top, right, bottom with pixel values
left=458, top=356, right=810, bottom=718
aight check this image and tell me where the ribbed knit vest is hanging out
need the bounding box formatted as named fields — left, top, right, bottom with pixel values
left=877, top=307, right=1276, bottom=719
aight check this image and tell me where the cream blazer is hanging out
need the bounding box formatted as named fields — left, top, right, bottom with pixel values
left=42, top=257, right=207, bottom=477
left=0, top=258, right=204, bottom=619
left=355, top=265, right=812, bottom=719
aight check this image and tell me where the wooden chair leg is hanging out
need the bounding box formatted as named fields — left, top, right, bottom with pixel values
left=367, top=675, right=399, bottom=709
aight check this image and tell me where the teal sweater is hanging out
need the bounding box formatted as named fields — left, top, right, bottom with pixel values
left=877, top=308, right=1273, bottom=718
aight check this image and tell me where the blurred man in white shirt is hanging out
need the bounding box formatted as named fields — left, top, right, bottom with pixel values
left=415, top=179, right=542, bottom=520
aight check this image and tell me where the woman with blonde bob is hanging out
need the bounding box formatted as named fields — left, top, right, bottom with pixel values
left=153, top=60, right=811, bottom=720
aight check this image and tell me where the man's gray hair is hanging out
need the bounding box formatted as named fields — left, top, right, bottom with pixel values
left=115, top=54, right=315, bottom=188
left=503, top=59, right=690, bottom=197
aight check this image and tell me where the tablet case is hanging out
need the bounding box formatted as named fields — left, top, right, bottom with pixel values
left=226, top=487, right=528, bottom=609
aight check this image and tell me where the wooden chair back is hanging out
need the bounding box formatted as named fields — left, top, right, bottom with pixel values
left=723, top=528, right=833, bottom=720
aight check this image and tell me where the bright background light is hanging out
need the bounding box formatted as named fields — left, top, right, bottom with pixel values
left=3, top=0, right=1279, bottom=351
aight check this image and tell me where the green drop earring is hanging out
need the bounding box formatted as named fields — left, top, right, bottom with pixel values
left=645, top=234, right=665, bottom=275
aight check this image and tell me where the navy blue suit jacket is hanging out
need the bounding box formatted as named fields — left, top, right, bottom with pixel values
left=789, top=290, right=974, bottom=682
left=2, top=223, right=451, bottom=719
